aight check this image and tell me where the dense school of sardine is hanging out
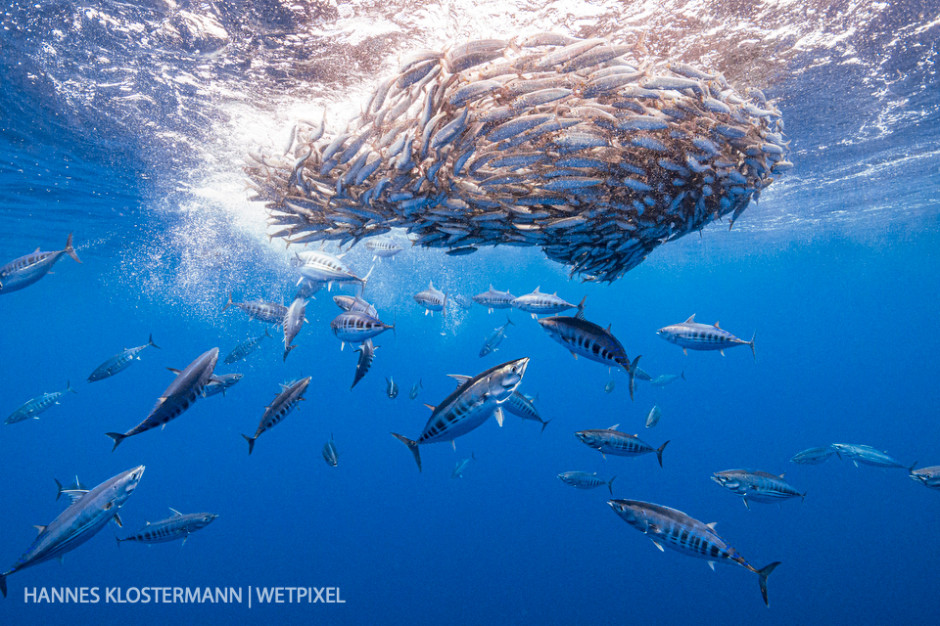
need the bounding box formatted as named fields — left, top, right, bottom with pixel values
left=244, top=34, right=791, bottom=282
left=0, top=36, right=930, bottom=610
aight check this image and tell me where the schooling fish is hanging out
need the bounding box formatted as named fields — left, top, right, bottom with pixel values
left=650, top=372, right=685, bottom=386
left=365, top=238, right=403, bottom=259
left=351, top=339, right=377, bottom=389
left=789, top=446, right=836, bottom=465
left=242, top=377, right=311, bottom=455
left=88, top=334, right=161, bottom=382
left=0, top=233, right=81, bottom=295
left=224, top=329, right=271, bottom=364
left=575, top=426, right=669, bottom=467
left=106, top=348, right=220, bottom=451
left=472, top=285, right=515, bottom=313
left=558, top=471, right=616, bottom=494
left=657, top=315, right=755, bottom=359
left=830, top=443, right=914, bottom=470
left=711, top=470, right=805, bottom=510
left=503, top=390, right=551, bottom=432
left=512, top=289, right=584, bottom=319
left=322, top=434, right=339, bottom=467
left=332, top=311, right=394, bottom=348
left=909, top=466, right=940, bottom=491
left=414, top=280, right=447, bottom=315
left=282, top=297, right=308, bottom=361
left=223, top=294, right=288, bottom=325
left=202, top=373, right=244, bottom=398
left=645, top=405, right=662, bottom=429
left=608, top=499, right=780, bottom=606
left=294, top=250, right=371, bottom=289
left=386, top=376, right=399, bottom=399
left=333, top=294, right=378, bottom=317
left=480, top=316, right=513, bottom=357
left=117, top=508, right=217, bottom=546
left=0, top=465, right=145, bottom=598
left=391, top=358, right=529, bottom=471
left=409, top=379, right=423, bottom=400
left=5, top=382, right=77, bottom=425
left=451, top=453, right=476, bottom=478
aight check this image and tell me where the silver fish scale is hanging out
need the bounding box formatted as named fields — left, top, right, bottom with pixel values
left=247, top=36, right=788, bottom=282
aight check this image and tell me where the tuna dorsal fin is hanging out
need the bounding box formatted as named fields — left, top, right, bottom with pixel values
left=423, top=403, right=436, bottom=411
left=145, top=521, right=151, bottom=526
left=706, top=522, right=718, bottom=530
left=494, top=406, right=504, bottom=427
left=34, top=247, right=40, bottom=253
left=429, top=280, right=435, bottom=290
left=608, top=423, right=620, bottom=431
left=685, top=314, right=696, bottom=323
left=167, top=367, right=181, bottom=375
left=34, top=525, right=47, bottom=535
left=170, top=507, right=182, bottom=516
left=533, top=286, right=540, bottom=293
left=447, top=374, right=472, bottom=388
left=713, top=320, right=720, bottom=328
left=606, top=323, right=611, bottom=332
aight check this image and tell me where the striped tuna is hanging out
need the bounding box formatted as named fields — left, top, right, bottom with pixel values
left=608, top=499, right=781, bottom=606
left=223, top=293, right=288, bottom=325
left=242, top=377, right=312, bottom=455
left=224, top=329, right=271, bottom=364
left=88, top=334, right=160, bottom=382
left=0, top=466, right=145, bottom=598
left=909, top=466, right=940, bottom=491
left=711, top=469, right=805, bottom=509
left=414, top=280, right=447, bottom=315
left=0, top=233, right=81, bottom=295
left=333, top=294, right=378, bottom=317
left=558, top=471, right=615, bottom=493
left=351, top=338, right=378, bottom=389
left=117, top=508, right=217, bottom=546
left=575, top=426, right=669, bottom=467
left=503, top=390, right=551, bottom=432
left=657, top=314, right=755, bottom=359
left=322, top=434, right=339, bottom=467
left=5, top=382, right=77, bottom=424
left=512, top=288, right=584, bottom=318
left=472, top=285, right=515, bottom=312
left=537, top=313, right=642, bottom=399
left=331, top=311, right=394, bottom=347
left=105, top=348, right=220, bottom=451
left=282, top=297, right=308, bottom=360
left=391, top=358, right=529, bottom=471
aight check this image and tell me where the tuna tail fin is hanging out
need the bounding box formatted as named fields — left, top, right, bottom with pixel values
left=0, top=572, right=7, bottom=598
left=105, top=432, right=127, bottom=452
left=540, top=419, right=552, bottom=434
left=623, top=355, right=642, bottom=401
left=55, top=478, right=64, bottom=501
left=66, top=381, right=77, bottom=394
left=908, top=461, right=918, bottom=473
left=506, top=315, right=514, bottom=326
left=223, top=292, right=233, bottom=311
left=283, top=345, right=296, bottom=361
left=64, top=233, right=81, bottom=263
left=757, top=561, right=781, bottom=607
left=576, top=295, right=586, bottom=314
left=655, top=440, right=670, bottom=468
left=391, top=432, right=422, bottom=472
left=608, top=475, right=616, bottom=495
left=148, top=334, right=161, bottom=349
left=681, top=370, right=686, bottom=380
left=359, top=265, right=375, bottom=296
left=242, top=434, right=257, bottom=455
left=748, top=331, right=756, bottom=361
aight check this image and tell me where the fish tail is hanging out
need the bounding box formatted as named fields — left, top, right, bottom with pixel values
left=909, top=461, right=918, bottom=473
left=64, top=233, right=81, bottom=263
left=391, top=432, right=422, bottom=472
left=54, top=478, right=64, bottom=501
left=608, top=475, right=616, bottom=495
left=623, top=355, right=642, bottom=401
left=66, top=380, right=77, bottom=394
left=148, top=334, right=161, bottom=349
left=242, top=434, right=257, bottom=455
left=105, top=432, right=127, bottom=452
left=283, top=345, right=296, bottom=361
left=656, top=440, right=670, bottom=468
left=681, top=370, right=686, bottom=380
left=540, top=419, right=552, bottom=434
left=223, top=292, right=233, bottom=311
left=0, top=572, right=7, bottom=598
left=748, top=330, right=757, bottom=361
left=576, top=295, right=586, bottom=313
left=506, top=315, right=514, bottom=326
left=756, top=561, right=781, bottom=607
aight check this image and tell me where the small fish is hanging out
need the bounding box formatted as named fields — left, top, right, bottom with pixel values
left=0, top=233, right=81, bottom=295
left=711, top=470, right=805, bottom=510
left=322, top=434, right=339, bottom=467
left=105, top=349, right=221, bottom=451
left=575, top=426, right=669, bottom=467
left=452, top=453, right=476, bottom=479
left=657, top=315, right=755, bottom=359
left=789, top=446, right=836, bottom=465
left=202, top=373, right=244, bottom=398
left=480, top=316, right=513, bottom=357
left=830, top=443, right=914, bottom=470
left=224, top=329, right=271, bottom=364
left=645, top=405, right=662, bottom=429
left=909, top=466, right=940, bottom=491
left=0, top=466, right=145, bottom=598
left=294, top=250, right=370, bottom=288
left=365, top=239, right=403, bottom=259
left=242, top=377, right=312, bottom=455
left=409, top=379, right=423, bottom=400
left=650, top=372, right=685, bottom=387
left=608, top=499, right=780, bottom=606
left=386, top=376, right=399, bottom=399
left=604, top=379, right=615, bottom=393
left=472, top=285, right=515, bottom=313
left=351, top=339, right=378, bottom=389
left=117, top=508, right=217, bottom=546
left=558, top=471, right=616, bottom=494
left=88, top=334, right=161, bottom=382
left=5, top=382, right=77, bottom=424
left=414, top=280, right=447, bottom=315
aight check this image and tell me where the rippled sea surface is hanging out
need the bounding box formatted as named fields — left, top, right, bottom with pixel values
left=1, top=1, right=938, bottom=624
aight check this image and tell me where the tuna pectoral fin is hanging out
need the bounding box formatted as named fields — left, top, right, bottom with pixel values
left=64, top=233, right=81, bottom=263
left=494, top=407, right=504, bottom=427
left=624, top=355, right=641, bottom=401
left=655, top=440, right=670, bottom=468
left=242, top=434, right=257, bottom=455
left=742, top=497, right=750, bottom=510
left=757, top=561, right=781, bottom=607
left=0, top=572, right=7, bottom=598
left=608, top=475, right=616, bottom=495
left=391, top=433, right=422, bottom=472
left=105, top=432, right=127, bottom=452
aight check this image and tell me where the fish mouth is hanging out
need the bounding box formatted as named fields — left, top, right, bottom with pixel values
left=710, top=475, right=725, bottom=486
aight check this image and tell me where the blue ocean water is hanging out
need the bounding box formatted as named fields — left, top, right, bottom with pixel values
left=1, top=1, right=939, bottom=624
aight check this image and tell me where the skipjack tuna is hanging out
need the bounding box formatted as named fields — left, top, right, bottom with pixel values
left=0, top=466, right=145, bottom=598
left=557, top=471, right=615, bottom=494
left=909, top=466, right=940, bottom=491
left=711, top=469, right=805, bottom=509
left=575, top=426, right=669, bottom=467
left=5, top=382, right=77, bottom=424
left=473, top=285, right=515, bottom=312
left=0, top=233, right=81, bottom=294
left=657, top=314, right=755, bottom=359
left=88, top=334, right=161, bottom=382
left=223, top=293, right=288, bottom=325
left=391, top=358, right=529, bottom=471
left=512, top=288, right=584, bottom=318
left=608, top=499, right=780, bottom=606
left=242, top=377, right=312, bottom=455
left=117, top=508, right=217, bottom=546
left=322, top=434, right=339, bottom=467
